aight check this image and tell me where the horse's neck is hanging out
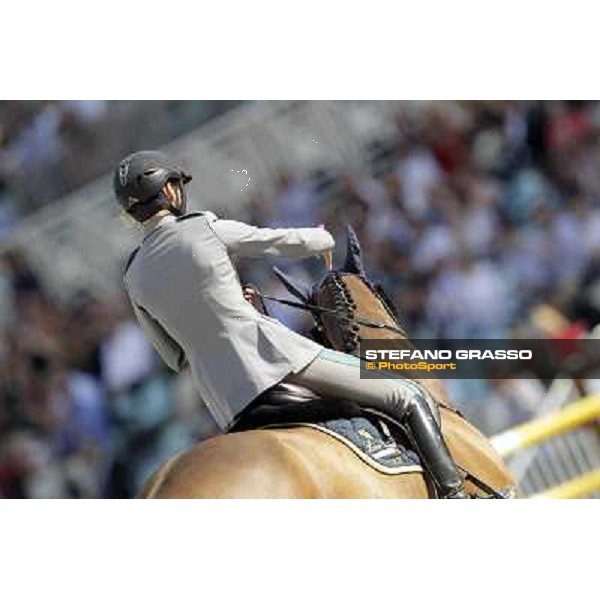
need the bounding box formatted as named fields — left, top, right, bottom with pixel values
left=339, top=274, right=455, bottom=410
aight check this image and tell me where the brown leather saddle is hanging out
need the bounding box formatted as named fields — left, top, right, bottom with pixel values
left=229, top=383, right=362, bottom=432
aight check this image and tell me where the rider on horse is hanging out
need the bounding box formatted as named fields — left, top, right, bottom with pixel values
left=115, top=150, right=468, bottom=499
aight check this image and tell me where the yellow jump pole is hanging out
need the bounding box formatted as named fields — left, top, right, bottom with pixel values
left=491, top=396, right=600, bottom=458
left=530, top=469, right=600, bottom=499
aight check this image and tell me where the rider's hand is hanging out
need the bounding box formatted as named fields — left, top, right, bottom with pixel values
left=243, top=285, right=257, bottom=304
left=318, top=224, right=333, bottom=270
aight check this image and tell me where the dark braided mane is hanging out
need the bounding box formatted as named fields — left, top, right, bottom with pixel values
left=312, top=270, right=406, bottom=356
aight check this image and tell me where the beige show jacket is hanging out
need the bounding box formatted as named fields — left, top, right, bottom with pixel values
left=124, top=211, right=333, bottom=430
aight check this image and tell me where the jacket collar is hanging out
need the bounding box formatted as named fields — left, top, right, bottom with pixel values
left=142, top=212, right=177, bottom=240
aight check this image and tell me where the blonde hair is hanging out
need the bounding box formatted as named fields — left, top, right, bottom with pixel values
left=119, top=209, right=143, bottom=231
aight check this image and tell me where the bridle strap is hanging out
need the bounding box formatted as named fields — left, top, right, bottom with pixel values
left=256, top=291, right=409, bottom=337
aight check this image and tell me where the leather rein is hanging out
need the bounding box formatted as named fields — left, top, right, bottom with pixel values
left=255, top=291, right=410, bottom=338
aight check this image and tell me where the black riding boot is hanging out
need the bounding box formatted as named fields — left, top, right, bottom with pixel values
left=404, top=396, right=468, bottom=499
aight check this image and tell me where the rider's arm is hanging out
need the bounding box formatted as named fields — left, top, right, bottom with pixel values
left=130, top=301, right=187, bottom=373
left=205, top=213, right=335, bottom=259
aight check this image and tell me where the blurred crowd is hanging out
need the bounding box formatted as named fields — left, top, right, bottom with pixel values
left=0, top=100, right=238, bottom=228
left=2, top=100, right=600, bottom=498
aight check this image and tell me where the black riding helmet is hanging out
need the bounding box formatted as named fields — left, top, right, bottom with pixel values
left=113, top=150, right=192, bottom=222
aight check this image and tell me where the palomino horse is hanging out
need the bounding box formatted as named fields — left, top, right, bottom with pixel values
left=139, top=228, right=516, bottom=499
